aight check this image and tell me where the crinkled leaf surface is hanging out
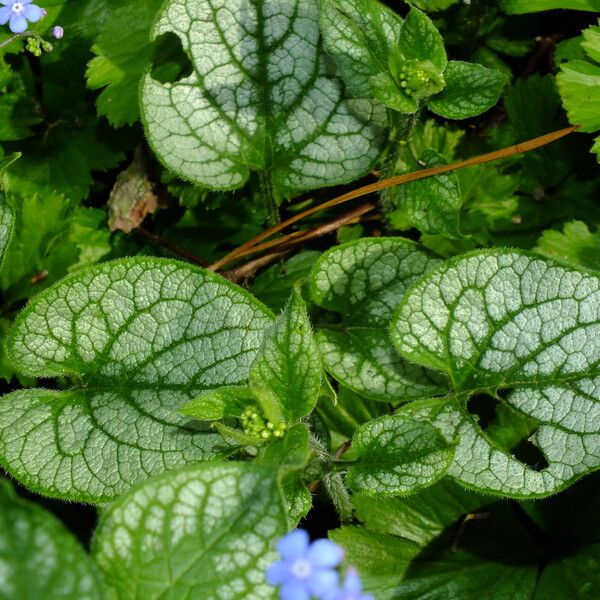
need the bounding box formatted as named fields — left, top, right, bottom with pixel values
left=93, top=463, right=286, bottom=600
left=347, top=415, right=455, bottom=495
left=384, top=149, right=462, bottom=237
left=319, top=0, right=404, bottom=98
left=535, top=221, right=600, bottom=272
left=1, top=258, right=274, bottom=502
left=392, top=250, right=600, bottom=497
left=251, top=288, right=321, bottom=423
left=320, top=3, right=446, bottom=113
left=0, top=480, right=105, bottom=599
left=310, top=238, right=447, bottom=402
left=427, top=61, right=507, bottom=120
left=140, top=0, right=385, bottom=197
left=86, top=0, right=164, bottom=126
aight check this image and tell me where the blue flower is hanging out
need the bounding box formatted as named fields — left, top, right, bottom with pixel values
left=267, top=529, right=344, bottom=600
left=326, top=568, right=374, bottom=600
left=0, top=0, right=44, bottom=34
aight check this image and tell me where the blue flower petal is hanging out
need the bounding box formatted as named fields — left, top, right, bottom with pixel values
left=0, top=1, right=10, bottom=6
left=308, top=568, right=339, bottom=597
left=8, top=14, right=27, bottom=32
left=307, top=539, right=344, bottom=569
left=0, top=6, right=10, bottom=24
left=280, top=581, right=311, bottom=600
left=23, top=3, right=42, bottom=22
left=266, top=560, right=289, bottom=585
left=343, top=569, right=362, bottom=595
left=277, top=529, right=310, bottom=560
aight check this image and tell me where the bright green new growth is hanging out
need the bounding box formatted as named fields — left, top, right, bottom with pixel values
left=320, top=1, right=504, bottom=119
left=250, top=288, right=322, bottom=423
left=558, top=20, right=600, bottom=160
left=392, top=250, right=600, bottom=497
left=1, top=258, right=274, bottom=502
left=93, top=463, right=287, bottom=599
left=310, top=238, right=446, bottom=402
left=347, top=415, right=455, bottom=495
left=140, top=0, right=385, bottom=198
left=0, top=480, right=104, bottom=599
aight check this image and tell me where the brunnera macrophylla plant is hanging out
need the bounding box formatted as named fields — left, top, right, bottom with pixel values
left=0, top=0, right=599, bottom=598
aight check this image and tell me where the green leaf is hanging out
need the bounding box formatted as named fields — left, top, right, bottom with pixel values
left=384, top=149, right=463, bottom=237
left=535, top=221, right=600, bottom=271
left=1, top=258, right=274, bottom=502
left=310, top=238, right=447, bottom=402
left=180, top=386, right=254, bottom=421
left=0, top=192, right=14, bottom=271
left=391, top=250, right=600, bottom=498
left=502, top=0, right=600, bottom=13
left=252, top=251, right=321, bottom=313
left=93, top=463, right=286, bottom=599
left=558, top=22, right=600, bottom=160
left=347, top=415, right=455, bottom=495
left=140, top=0, right=385, bottom=198
left=319, top=0, right=405, bottom=98
left=427, top=61, right=507, bottom=120
left=0, top=479, right=105, bottom=599
left=352, top=479, right=489, bottom=545
left=320, top=2, right=446, bottom=113
left=86, top=0, right=164, bottom=126
left=397, top=8, right=446, bottom=73
left=250, top=288, right=321, bottom=423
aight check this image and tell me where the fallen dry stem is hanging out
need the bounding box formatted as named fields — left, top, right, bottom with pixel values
left=209, top=125, right=578, bottom=272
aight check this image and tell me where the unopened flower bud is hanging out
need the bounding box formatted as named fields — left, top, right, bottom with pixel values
left=52, top=25, right=64, bottom=39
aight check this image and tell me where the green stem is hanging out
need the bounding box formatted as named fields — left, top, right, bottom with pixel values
left=259, top=171, right=279, bottom=226
left=0, top=30, right=42, bottom=50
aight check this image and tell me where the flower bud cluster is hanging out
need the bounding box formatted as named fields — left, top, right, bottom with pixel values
left=240, top=406, right=286, bottom=440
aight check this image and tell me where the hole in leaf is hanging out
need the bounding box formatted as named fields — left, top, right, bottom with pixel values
left=511, top=435, right=549, bottom=472
left=467, top=393, right=500, bottom=431
left=150, top=32, right=193, bottom=84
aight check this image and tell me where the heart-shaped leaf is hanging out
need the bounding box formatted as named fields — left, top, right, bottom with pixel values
left=392, top=250, right=600, bottom=497
left=310, top=238, right=447, bottom=401
left=140, top=0, right=385, bottom=199
left=93, top=463, right=287, bottom=599
left=1, top=258, right=274, bottom=502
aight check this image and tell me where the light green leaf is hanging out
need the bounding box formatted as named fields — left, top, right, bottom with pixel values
left=558, top=22, right=600, bottom=160
left=310, top=238, right=447, bottom=402
left=86, top=0, right=164, bottom=126
left=180, top=386, right=254, bottom=421
left=384, top=149, right=463, bottom=237
left=140, top=0, right=385, bottom=198
left=347, top=415, right=455, bottom=495
left=427, top=61, right=507, bottom=119
left=392, top=250, right=600, bottom=497
left=1, top=258, right=274, bottom=502
left=412, top=0, right=460, bottom=9
left=93, top=463, right=286, bottom=599
left=0, top=480, right=105, bottom=599
left=397, top=7, right=446, bottom=72
left=250, top=288, right=322, bottom=423
left=503, top=0, right=600, bottom=13
left=535, top=221, right=600, bottom=271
